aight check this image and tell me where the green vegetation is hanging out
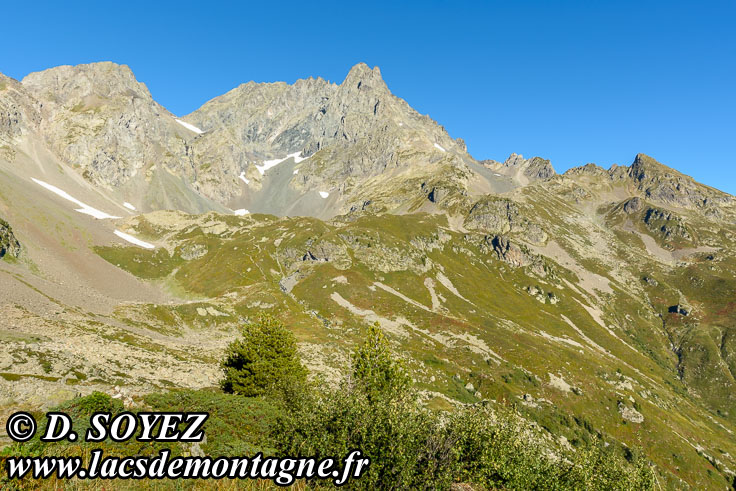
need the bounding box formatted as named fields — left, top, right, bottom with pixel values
left=88, top=208, right=736, bottom=488
left=1, top=323, right=656, bottom=489
left=273, top=324, right=654, bottom=489
left=221, top=314, right=307, bottom=397
left=350, top=324, right=411, bottom=400
left=1, top=390, right=279, bottom=489
left=94, top=245, right=182, bottom=279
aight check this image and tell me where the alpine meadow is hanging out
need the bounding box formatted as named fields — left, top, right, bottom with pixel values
left=0, top=59, right=735, bottom=489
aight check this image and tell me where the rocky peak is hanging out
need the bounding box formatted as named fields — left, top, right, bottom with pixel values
left=17, top=62, right=192, bottom=191
left=622, top=197, right=642, bottom=214
left=503, top=153, right=527, bottom=168
left=496, top=153, right=556, bottom=181
left=22, top=62, right=154, bottom=108
left=626, top=153, right=732, bottom=209
left=525, top=157, right=556, bottom=180
left=341, top=63, right=388, bottom=93
left=628, top=153, right=680, bottom=183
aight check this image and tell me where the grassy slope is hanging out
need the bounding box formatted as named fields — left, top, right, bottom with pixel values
left=90, top=205, right=736, bottom=489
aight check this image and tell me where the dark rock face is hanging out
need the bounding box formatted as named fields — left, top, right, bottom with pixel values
left=422, top=183, right=449, bottom=204
left=643, top=207, right=691, bottom=241
left=623, top=197, right=642, bottom=214
left=492, top=235, right=527, bottom=267
left=489, top=235, right=546, bottom=276
left=0, top=218, right=21, bottom=258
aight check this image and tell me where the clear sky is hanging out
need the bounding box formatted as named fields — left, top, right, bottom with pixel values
left=2, top=1, right=735, bottom=194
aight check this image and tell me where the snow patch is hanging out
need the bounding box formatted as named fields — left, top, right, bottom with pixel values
left=175, top=119, right=204, bottom=134
left=256, top=152, right=306, bottom=175
left=319, top=191, right=329, bottom=199
left=32, top=178, right=121, bottom=220
left=233, top=209, right=250, bottom=216
left=114, top=230, right=155, bottom=249
left=293, top=169, right=299, bottom=175
left=238, top=172, right=250, bottom=185
left=123, top=202, right=136, bottom=211
left=434, top=143, right=446, bottom=152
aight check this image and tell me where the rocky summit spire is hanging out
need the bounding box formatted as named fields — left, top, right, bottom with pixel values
left=341, top=63, right=388, bottom=93
left=628, top=153, right=677, bottom=181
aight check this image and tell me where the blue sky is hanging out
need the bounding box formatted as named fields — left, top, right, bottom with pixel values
left=2, top=1, right=735, bottom=194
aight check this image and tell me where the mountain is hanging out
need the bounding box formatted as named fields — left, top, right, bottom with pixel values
left=1, top=62, right=735, bottom=488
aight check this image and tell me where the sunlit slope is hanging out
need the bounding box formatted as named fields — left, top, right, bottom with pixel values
left=93, top=206, right=736, bottom=489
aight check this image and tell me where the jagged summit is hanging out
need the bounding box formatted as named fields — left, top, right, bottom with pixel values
left=3, top=61, right=733, bottom=220
left=563, top=153, right=733, bottom=212
left=342, top=62, right=388, bottom=92
left=178, top=62, right=468, bottom=214
left=481, top=153, right=556, bottom=185
left=628, top=153, right=733, bottom=209
left=5, top=60, right=473, bottom=217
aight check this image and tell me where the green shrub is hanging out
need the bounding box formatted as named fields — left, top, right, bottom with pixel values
left=272, top=323, right=450, bottom=487
left=221, top=314, right=307, bottom=397
left=144, top=389, right=279, bottom=456
left=272, top=324, right=655, bottom=489
left=56, top=391, right=124, bottom=417
left=351, top=323, right=412, bottom=402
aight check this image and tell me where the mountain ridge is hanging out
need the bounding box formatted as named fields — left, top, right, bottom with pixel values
left=1, top=61, right=736, bottom=488
left=4, top=62, right=732, bottom=204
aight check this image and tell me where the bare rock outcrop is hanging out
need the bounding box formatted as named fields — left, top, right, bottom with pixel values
left=465, top=197, right=547, bottom=245
left=0, top=73, right=41, bottom=158
left=481, top=153, right=556, bottom=183
left=0, top=218, right=21, bottom=258
left=21, top=62, right=196, bottom=191
left=628, top=153, right=732, bottom=210
left=488, top=235, right=547, bottom=276
left=643, top=207, right=692, bottom=242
